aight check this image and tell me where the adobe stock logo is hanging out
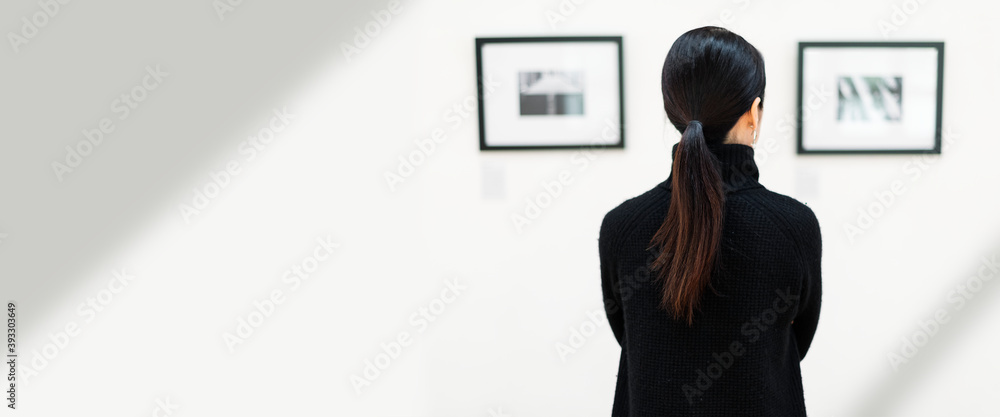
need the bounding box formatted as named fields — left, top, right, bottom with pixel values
left=554, top=309, right=605, bottom=362
left=682, top=288, right=799, bottom=404
left=545, top=0, right=588, bottom=30
left=509, top=123, right=615, bottom=234
left=383, top=75, right=500, bottom=192
left=52, top=65, right=169, bottom=182
left=878, top=0, right=930, bottom=39
left=20, top=269, right=135, bottom=384
left=340, top=0, right=404, bottom=63
left=222, top=235, right=339, bottom=353
left=350, top=278, right=466, bottom=396
left=887, top=253, right=999, bottom=371
left=7, top=0, right=72, bottom=53
left=177, top=106, right=295, bottom=224
left=213, top=0, right=245, bottom=21
left=843, top=127, right=958, bottom=243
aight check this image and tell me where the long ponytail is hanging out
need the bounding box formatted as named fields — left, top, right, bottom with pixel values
left=649, top=26, right=766, bottom=325
left=650, top=120, right=726, bottom=325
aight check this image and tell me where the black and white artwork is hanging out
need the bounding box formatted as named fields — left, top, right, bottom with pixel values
left=476, top=37, right=624, bottom=150
left=837, top=76, right=902, bottom=122
left=518, top=71, right=585, bottom=116
left=798, top=43, right=944, bottom=154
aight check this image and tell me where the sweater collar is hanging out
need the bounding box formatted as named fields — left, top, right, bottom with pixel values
left=657, top=142, right=763, bottom=193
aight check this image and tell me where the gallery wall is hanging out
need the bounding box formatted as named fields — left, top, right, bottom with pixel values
left=356, top=1, right=1000, bottom=415
left=7, top=0, right=1000, bottom=416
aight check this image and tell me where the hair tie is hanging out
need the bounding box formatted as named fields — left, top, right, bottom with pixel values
left=687, top=120, right=702, bottom=129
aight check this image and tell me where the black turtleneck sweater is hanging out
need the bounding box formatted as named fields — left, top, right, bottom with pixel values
left=598, top=142, right=822, bottom=416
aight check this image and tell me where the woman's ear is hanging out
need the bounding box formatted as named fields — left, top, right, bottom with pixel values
left=749, top=97, right=762, bottom=129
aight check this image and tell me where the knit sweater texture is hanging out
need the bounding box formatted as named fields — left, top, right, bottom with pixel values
left=598, top=142, right=823, bottom=416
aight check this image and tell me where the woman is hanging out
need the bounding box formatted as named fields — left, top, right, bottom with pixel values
left=598, top=26, right=822, bottom=416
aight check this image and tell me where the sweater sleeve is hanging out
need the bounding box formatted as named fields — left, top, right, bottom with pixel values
left=599, top=213, right=626, bottom=347
left=792, top=208, right=823, bottom=360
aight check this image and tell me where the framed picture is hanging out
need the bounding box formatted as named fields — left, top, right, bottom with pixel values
left=475, top=36, right=624, bottom=150
left=797, top=42, right=944, bottom=154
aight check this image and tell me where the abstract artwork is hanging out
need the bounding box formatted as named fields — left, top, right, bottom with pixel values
left=476, top=37, right=624, bottom=150
left=797, top=42, right=944, bottom=154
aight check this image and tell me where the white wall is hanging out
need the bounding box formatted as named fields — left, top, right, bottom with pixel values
left=9, top=0, right=1000, bottom=416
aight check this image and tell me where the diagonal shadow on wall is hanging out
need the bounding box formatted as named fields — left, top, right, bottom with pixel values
left=850, top=234, right=1000, bottom=416
left=0, top=0, right=393, bottom=332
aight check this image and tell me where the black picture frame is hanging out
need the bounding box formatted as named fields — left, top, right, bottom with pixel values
left=475, top=36, right=625, bottom=151
left=796, top=41, right=945, bottom=154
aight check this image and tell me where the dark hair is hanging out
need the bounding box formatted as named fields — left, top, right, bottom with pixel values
left=649, top=26, right=766, bottom=325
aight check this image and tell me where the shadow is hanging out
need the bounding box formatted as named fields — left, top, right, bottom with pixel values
left=850, top=234, right=1000, bottom=416
left=0, top=0, right=387, bottom=331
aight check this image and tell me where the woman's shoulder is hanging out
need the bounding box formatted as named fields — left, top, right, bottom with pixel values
left=599, top=182, right=670, bottom=246
left=731, top=187, right=822, bottom=246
